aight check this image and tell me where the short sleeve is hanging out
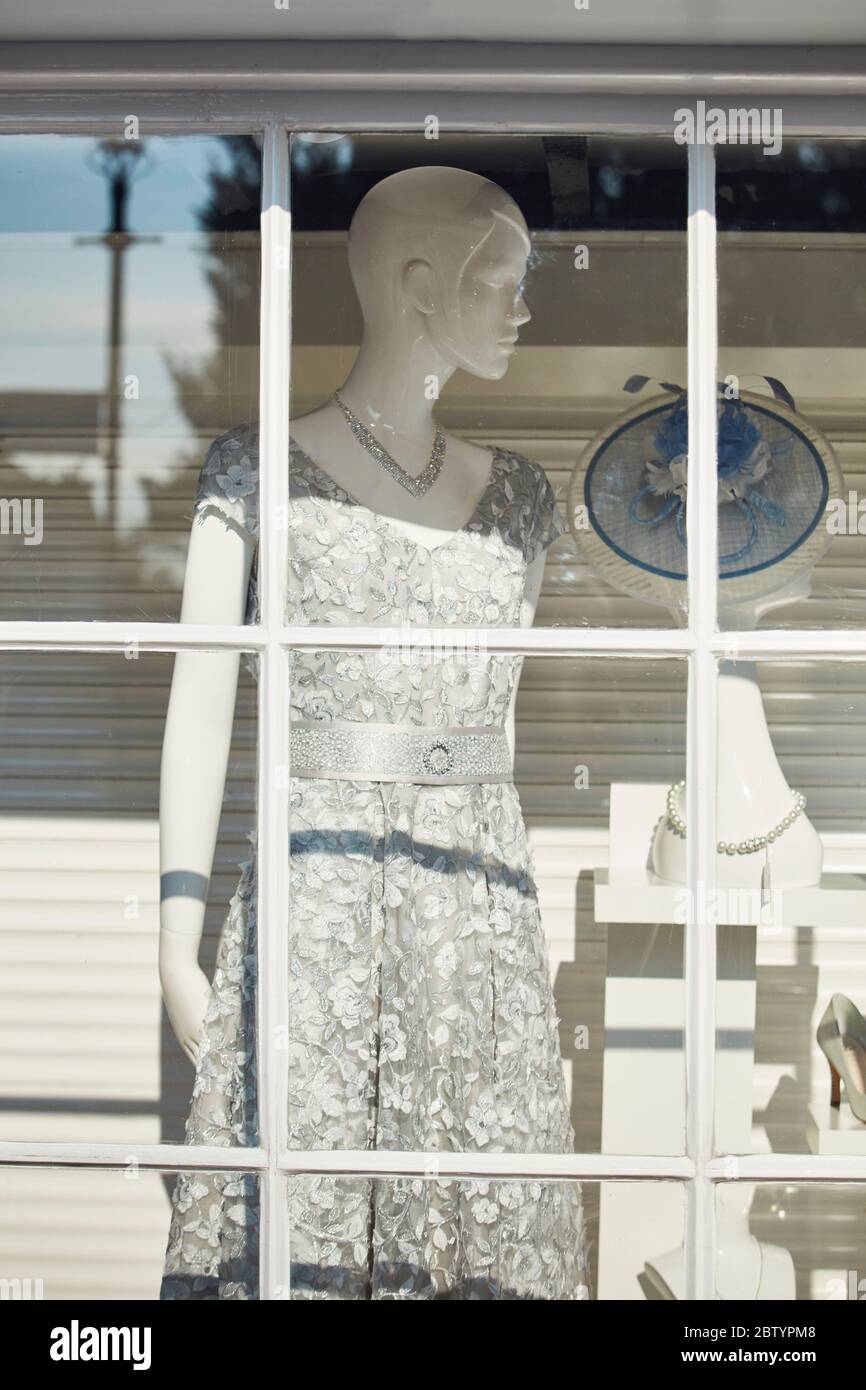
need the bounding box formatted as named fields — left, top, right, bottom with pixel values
left=525, top=461, right=567, bottom=564
left=192, top=425, right=260, bottom=543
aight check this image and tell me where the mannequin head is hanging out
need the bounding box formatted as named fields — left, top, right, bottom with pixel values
left=347, top=166, right=531, bottom=381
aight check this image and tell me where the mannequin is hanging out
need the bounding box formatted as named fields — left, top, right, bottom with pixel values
left=644, top=1184, right=795, bottom=1300
left=159, top=165, right=588, bottom=1302
left=160, top=173, right=546, bottom=1082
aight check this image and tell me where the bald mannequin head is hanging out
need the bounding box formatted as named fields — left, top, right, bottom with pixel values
left=346, top=166, right=531, bottom=381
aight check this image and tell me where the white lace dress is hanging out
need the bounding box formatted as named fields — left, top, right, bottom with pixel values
left=160, top=423, right=589, bottom=1301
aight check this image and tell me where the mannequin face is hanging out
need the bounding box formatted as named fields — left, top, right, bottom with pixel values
left=424, top=207, right=532, bottom=381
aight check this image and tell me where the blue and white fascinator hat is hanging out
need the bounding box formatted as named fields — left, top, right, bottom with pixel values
left=568, top=377, right=843, bottom=613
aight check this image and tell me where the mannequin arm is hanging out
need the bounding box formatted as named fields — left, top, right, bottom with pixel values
left=505, top=551, right=546, bottom=766
left=159, top=513, right=254, bottom=1063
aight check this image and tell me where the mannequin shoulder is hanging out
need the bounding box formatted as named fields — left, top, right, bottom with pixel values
left=207, top=418, right=260, bottom=461
left=198, top=419, right=261, bottom=499
left=193, top=419, right=261, bottom=543
left=487, top=446, right=566, bottom=563
left=490, top=443, right=550, bottom=496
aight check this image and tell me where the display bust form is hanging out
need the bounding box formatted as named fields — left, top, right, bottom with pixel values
left=158, top=166, right=547, bottom=1063
left=644, top=1183, right=795, bottom=1301
left=651, top=589, right=824, bottom=893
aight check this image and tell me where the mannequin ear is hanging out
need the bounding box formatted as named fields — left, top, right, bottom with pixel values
left=402, top=258, right=437, bottom=316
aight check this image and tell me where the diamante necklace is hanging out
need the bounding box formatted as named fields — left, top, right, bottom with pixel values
left=665, top=780, right=806, bottom=856
left=332, top=391, right=446, bottom=497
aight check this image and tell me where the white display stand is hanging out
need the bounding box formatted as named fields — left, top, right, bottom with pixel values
left=807, top=1102, right=866, bottom=1155
left=597, top=867, right=866, bottom=931
left=599, top=784, right=760, bottom=1159
left=595, top=782, right=866, bottom=1299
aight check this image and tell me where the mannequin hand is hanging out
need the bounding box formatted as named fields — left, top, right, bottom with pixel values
left=161, top=961, right=211, bottom=1067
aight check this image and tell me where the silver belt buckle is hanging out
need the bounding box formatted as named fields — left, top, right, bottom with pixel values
left=421, top=738, right=455, bottom=777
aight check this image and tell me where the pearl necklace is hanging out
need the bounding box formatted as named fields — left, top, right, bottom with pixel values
left=665, top=780, right=807, bottom=856
left=332, top=391, right=447, bottom=498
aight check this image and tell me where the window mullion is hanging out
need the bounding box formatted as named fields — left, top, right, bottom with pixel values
left=278, top=624, right=695, bottom=657
left=685, top=138, right=719, bottom=1303
left=257, top=120, right=291, bottom=1302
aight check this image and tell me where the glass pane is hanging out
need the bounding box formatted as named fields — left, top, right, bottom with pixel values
left=712, top=658, right=866, bottom=1156
left=716, top=137, right=866, bottom=628
left=0, top=1167, right=680, bottom=1304
left=286, top=131, right=687, bottom=628
left=0, top=133, right=262, bottom=621
left=0, top=1165, right=260, bottom=1301
left=0, top=650, right=256, bottom=1144
left=286, top=1175, right=683, bottom=1301
left=715, top=1183, right=866, bottom=1301
left=285, top=651, right=687, bottom=1157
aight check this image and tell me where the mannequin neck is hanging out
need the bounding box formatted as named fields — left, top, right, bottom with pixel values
left=716, top=1183, right=754, bottom=1250
left=718, top=1211, right=753, bottom=1247
left=715, top=1190, right=761, bottom=1298
left=716, top=659, right=794, bottom=816
left=339, top=331, right=457, bottom=445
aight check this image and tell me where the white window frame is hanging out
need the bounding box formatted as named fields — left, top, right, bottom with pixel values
left=2, top=49, right=866, bottom=1303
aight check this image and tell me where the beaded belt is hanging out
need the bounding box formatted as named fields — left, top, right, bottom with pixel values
left=289, top=718, right=513, bottom=785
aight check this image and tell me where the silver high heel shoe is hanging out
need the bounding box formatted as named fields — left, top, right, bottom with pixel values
left=817, top=994, right=866, bottom=1123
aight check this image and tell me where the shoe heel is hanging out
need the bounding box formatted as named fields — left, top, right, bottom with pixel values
left=828, top=1057, right=842, bottom=1108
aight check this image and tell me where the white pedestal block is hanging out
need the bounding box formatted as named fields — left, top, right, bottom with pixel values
left=598, top=785, right=756, bottom=1164
left=598, top=1181, right=685, bottom=1301
left=596, top=867, right=866, bottom=929
left=807, top=1101, right=866, bottom=1155
left=596, top=782, right=865, bottom=1297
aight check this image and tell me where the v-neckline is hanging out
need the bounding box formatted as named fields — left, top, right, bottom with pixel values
left=288, top=434, right=501, bottom=555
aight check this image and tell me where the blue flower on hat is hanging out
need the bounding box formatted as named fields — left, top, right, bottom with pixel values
left=643, top=398, right=772, bottom=507
left=631, top=394, right=785, bottom=562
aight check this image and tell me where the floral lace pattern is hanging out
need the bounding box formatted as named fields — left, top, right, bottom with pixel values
left=160, top=853, right=260, bottom=1300
left=161, top=422, right=589, bottom=1301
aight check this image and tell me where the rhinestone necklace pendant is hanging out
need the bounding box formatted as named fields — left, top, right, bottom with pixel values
left=332, top=391, right=446, bottom=497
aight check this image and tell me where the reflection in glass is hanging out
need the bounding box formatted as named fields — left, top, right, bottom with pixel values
left=288, top=132, right=688, bottom=628
left=712, top=659, right=866, bottom=1157
left=288, top=1173, right=587, bottom=1301
left=0, top=1165, right=259, bottom=1300
left=0, top=134, right=261, bottom=621
left=0, top=1168, right=684, bottom=1302
left=161, top=1168, right=259, bottom=1300
left=0, top=651, right=255, bottom=1145
left=717, top=138, right=866, bottom=628
left=287, top=1176, right=683, bottom=1301
left=716, top=1182, right=866, bottom=1301
left=282, top=651, right=686, bottom=1174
